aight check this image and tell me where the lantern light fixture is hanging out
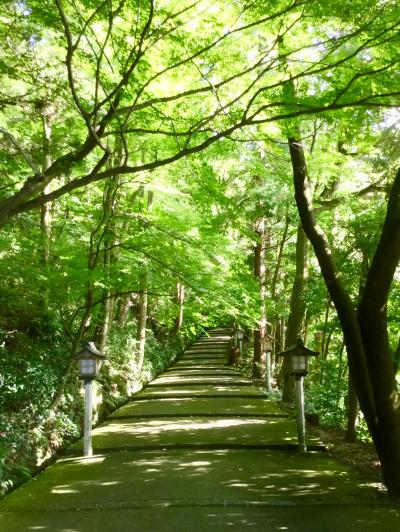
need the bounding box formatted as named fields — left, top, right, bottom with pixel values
left=75, top=342, right=106, bottom=381
left=277, top=338, right=319, bottom=376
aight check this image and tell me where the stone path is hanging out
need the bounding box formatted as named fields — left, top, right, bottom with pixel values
left=1, top=328, right=400, bottom=531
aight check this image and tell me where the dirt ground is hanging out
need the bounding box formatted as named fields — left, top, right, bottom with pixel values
left=308, top=424, right=385, bottom=490
left=275, top=399, right=385, bottom=492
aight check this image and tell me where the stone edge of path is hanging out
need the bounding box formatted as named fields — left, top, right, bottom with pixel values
left=64, top=442, right=326, bottom=456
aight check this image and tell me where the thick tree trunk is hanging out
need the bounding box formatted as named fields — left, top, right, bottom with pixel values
left=289, top=136, right=400, bottom=497
left=344, top=252, right=368, bottom=440
left=280, top=222, right=308, bottom=402
left=356, top=169, right=400, bottom=496
left=345, top=374, right=359, bottom=443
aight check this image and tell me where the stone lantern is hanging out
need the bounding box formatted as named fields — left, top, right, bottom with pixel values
left=277, top=338, right=319, bottom=452
left=74, top=342, right=105, bottom=456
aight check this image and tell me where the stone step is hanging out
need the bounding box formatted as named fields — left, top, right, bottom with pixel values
left=149, top=376, right=252, bottom=386
left=138, top=384, right=266, bottom=398
left=109, top=397, right=286, bottom=418
left=164, top=370, right=241, bottom=377
left=69, top=416, right=323, bottom=453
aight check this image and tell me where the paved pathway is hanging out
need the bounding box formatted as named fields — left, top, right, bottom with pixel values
left=1, top=329, right=400, bottom=531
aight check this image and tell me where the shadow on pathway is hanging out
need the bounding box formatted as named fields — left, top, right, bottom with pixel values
left=1, top=328, right=399, bottom=531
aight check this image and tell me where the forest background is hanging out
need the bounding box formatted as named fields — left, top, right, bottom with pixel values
left=1, top=0, right=400, bottom=497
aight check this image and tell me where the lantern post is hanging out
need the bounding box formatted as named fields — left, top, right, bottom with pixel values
left=74, top=342, right=106, bottom=456
left=237, top=331, right=244, bottom=354
left=264, top=335, right=272, bottom=393
left=277, top=338, right=319, bottom=452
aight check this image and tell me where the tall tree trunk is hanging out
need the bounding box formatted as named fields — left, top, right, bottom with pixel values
left=40, top=102, right=53, bottom=265
left=136, top=190, right=153, bottom=375
left=136, top=273, right=148, bottom=375
left=172, top=282, right=185, bottom=336
left=39, top=101, right=54, bottom=310
left=345, top=251, right=368, bottom=440
left=335, top=340, right=345, bottom=407
left=97, top=294, right=116, bottom=353
left=321, top=299, right=331, bottom=357
left=280, top=222, right=309, bottom=402
left=94, top=176, right=119, bottom=351
left=271, top=215, right=290, bottom=300
left=273, top=317, right=284, bottom=369
left=289, top=135, right=400, bottom=497
left=253, top=217, right=267, bottom=381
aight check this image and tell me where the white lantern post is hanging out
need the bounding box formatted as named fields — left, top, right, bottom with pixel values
left=237, top=331, right=244, bottom=354
left=277, top=338, right=319, bottom=452
left=74, top=342, right=106, bottom=457
left=264, top=335, right=272, bottom=393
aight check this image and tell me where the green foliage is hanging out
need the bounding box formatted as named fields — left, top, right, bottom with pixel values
left=306, top=357, right=348, bottom=428
left=1, top=0, right=400, bottom=497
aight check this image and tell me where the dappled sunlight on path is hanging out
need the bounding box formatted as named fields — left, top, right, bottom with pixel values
left=1, top=328, right=400, bottom=531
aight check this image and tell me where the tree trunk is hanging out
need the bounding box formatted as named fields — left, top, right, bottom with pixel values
left=116, top=293, right=133, bottom=327
left=335, top=340, right=345, bottom=408
left=135, top=189, right=153, bottom=375
left=39, top=102, right=53, bottom=309
left=97, top=294, right=116, bottom=353
left=344, top=251, right=368, bottom=440
left=136, top=273, right=148, bottom=375
left=172, top=282, right=185, bottom=336
left=321, top=299, right=331, bottom=357
left=94, top=176, right=119, bottom=351
left=253, top=217, right=267, bottom=381
left=289, top=135, right=400, bottom=497
left=271, top=215, right=290, bottom=300
left=345, top=374, right=359, bottom=443
left=280, top=222, right=309, bottom=402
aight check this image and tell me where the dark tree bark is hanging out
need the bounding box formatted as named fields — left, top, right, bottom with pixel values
left=280, top=222, right=309, bottom=402
left=345, top=374, right=359, bottom=443
left=345, top=251, right=368, bottom=441
left=356, top=167, right=400, bottom=495
left=289, top=136, right=400, bottom=497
